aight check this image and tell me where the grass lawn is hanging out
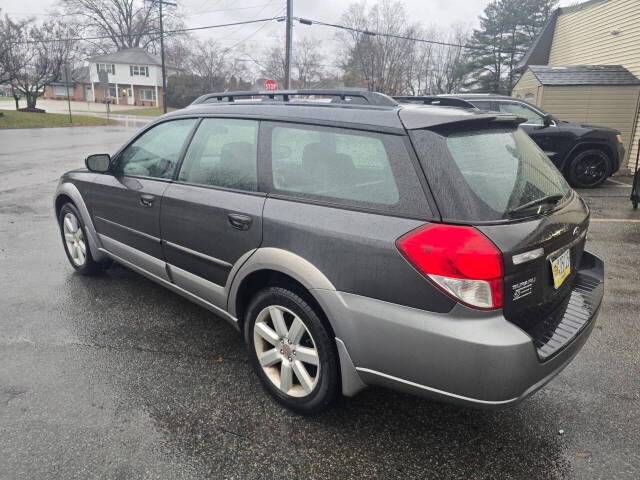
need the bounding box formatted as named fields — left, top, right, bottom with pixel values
left=0, top=96, right=13, bottom=101
left=116, top=106, right=176, bottom=116
left=0, top=110, right=113, bottom=128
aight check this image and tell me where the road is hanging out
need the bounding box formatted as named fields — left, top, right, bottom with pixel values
left=1, top=126, right=639, bottom=479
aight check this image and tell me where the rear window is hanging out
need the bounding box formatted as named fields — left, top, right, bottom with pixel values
left=271, top=125, right=399, bottom=205
left=264, top=122, right=432, bottom=218
left=410, top=126, right=570, bottom=222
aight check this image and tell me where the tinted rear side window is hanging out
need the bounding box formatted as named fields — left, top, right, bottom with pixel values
left=410, top=126, right=570, bottom=222
left=262, top=122, right=431, bottom=218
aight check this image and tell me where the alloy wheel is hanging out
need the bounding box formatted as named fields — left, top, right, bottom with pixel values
left=63, top=212, right=86, bottom=266
left=574, top=152, right=608, bottom=187
left=253, top=305, right=320, bottom=397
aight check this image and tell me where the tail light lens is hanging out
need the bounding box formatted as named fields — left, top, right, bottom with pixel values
left=396, top=224, right=503, bottom=309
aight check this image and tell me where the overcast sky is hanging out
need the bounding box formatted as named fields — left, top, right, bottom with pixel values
left=2, top=0, right=578, bottom=60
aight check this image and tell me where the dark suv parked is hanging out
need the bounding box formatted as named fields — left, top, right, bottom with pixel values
left=395, top=94, right=625, bottom=188
left=55, top=90, right=604, bottom=413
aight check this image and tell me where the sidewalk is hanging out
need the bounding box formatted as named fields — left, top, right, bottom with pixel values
left=0, top=98, right=148, bottom=115
left=0, top=99, right=153, bottom=128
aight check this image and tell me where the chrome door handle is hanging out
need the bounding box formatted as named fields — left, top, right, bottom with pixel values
left=139, top=194, right=155, bottom=207
left=227, top=213, right=252, bottom=230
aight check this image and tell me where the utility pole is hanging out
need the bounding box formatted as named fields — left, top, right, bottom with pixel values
left=284, top=0, right=293, bottom=89
left=151, top=0, right=176, bottom=113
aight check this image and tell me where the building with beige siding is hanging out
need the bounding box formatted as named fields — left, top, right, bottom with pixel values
left=517, top=0, right=640, bottom=171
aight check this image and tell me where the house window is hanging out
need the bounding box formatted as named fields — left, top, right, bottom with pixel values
left=139, top=89, right=156, bottom=101
left=53, top=85, right=70, bottom=96
left=105, top=87, right=118, bottom=98
left=96, top=63, right=115, bottom=75
left=130, top=65, right=149, bottom=77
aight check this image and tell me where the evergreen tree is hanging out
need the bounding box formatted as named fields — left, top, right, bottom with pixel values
left=463, top=0, right=557, bottom=93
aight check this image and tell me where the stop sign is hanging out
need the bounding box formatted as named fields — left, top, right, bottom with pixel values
left=264, top=79, right=278, bottom=91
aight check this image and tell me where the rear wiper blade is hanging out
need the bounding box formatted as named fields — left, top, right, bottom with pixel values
left=508, top=194, right=565, bottom=214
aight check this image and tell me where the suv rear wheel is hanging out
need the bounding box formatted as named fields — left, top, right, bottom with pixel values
left=244, top=286, right=339, bottom=414
left=567, top=148, right=610, bottom=188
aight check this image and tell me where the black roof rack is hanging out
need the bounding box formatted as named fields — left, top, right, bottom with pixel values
left=393, top=95, right=477, bottom=109
left=191, top=89, right=398, bottom=107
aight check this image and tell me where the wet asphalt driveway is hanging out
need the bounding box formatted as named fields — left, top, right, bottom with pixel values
left=1, top=126, right=639, bottom=479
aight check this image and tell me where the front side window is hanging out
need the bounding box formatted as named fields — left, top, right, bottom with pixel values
left=117, top=119, right=197, bottom=179
left=178, top=118, right=259, bottom=191
left=497, top=102, right=544, bottom=125
left=105, top=87, right=117, bottom=98
left=270, top=125, right=400, bottom=206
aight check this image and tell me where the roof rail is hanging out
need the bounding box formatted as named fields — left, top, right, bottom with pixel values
left=393, top=96, right=476, bottom=109
left=190, top=89, right=398, bottom=107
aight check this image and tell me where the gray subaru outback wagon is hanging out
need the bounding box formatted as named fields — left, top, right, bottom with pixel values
left=55, top=90, right=604, bottom=414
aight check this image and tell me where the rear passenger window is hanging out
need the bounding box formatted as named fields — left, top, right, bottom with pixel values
left=178, top=118, right=258, bottom=191
left=270, top=125, right=400, bottom=205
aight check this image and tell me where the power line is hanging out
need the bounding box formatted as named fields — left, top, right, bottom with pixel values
left=295, top=16, right=512, bottom=53
left=222, top=6, right=285, bottom=51
left=7, top=17, right=283, bottom=45
left=187, top=1, right=280, bottom=16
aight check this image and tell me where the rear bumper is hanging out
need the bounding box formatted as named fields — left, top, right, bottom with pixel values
left=316, top=251, right=604, bottom=408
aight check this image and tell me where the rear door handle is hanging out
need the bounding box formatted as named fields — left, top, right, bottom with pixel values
left=227, top=213, right=252, bottom=230
left=139, top=194, right=155, bottom=207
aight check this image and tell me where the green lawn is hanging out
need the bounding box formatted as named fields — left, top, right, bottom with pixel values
left=116, top=106, right=176, bottom=116
left=0, top=96, right=13, bottom=101
left=0, top=110, right=113, bottom=128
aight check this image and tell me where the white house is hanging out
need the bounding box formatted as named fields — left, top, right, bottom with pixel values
left=85, top=48, right=176, bottom=107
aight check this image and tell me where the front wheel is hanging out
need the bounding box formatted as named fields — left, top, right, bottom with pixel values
left=58, top=203, right=101, bottom=275
left=567, top=149, right=611, bottom=188
left=244, top=286, right=339, bottom=414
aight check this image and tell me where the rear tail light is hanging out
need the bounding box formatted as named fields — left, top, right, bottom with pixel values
left=396, top=224, right=504, bottom=309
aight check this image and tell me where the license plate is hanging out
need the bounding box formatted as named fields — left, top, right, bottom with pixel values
left=550, top=249, right=571, bottom=289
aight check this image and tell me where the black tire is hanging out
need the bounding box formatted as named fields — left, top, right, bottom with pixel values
left=567, top=149, right=611, bottom=188
left=244, top=286, right=339, bottom=414
left=58, top=202, right=102, bottom=275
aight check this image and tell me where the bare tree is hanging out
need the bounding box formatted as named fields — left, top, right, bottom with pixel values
left=187, top=39, right=248, bottom=91
left=59, top=0, right=182, bottom=53
left=262, top=36, right=325, bottom=89
left=0, top=13, right=28, bottom=87
left=337, top=0, right=419, bottom=95
left=10, top=20, right=79, bottom=110
left=407, top=25, right=469, bottom=95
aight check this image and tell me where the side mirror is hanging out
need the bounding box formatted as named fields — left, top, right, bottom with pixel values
left=85, top=153, right=111, bottom=173
left=542, top=114, right=554, bottom=127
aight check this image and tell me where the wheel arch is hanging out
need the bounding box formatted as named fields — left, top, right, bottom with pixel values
left=562, top=142, right=613, bottom=173
left=54, top=182, right=107, bottom=262
left=228, top=248, right=367, bottom=397
left=227, top=247, right=336, bottom=332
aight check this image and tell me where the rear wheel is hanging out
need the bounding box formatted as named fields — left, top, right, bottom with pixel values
left=58, top=203, right=101, bottom=275
left=244, top=286, right=339, bottom=414
left=567, top=149, right=610, bottom=188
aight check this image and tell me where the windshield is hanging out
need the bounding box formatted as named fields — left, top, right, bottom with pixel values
left=410, top=126, right=570, bottom=222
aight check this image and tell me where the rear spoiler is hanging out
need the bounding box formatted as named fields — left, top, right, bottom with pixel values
left=398, top=106, right=526, bottom=130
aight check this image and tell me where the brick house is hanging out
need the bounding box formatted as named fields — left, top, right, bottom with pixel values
left=44, top=66, right=90, bottom=101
